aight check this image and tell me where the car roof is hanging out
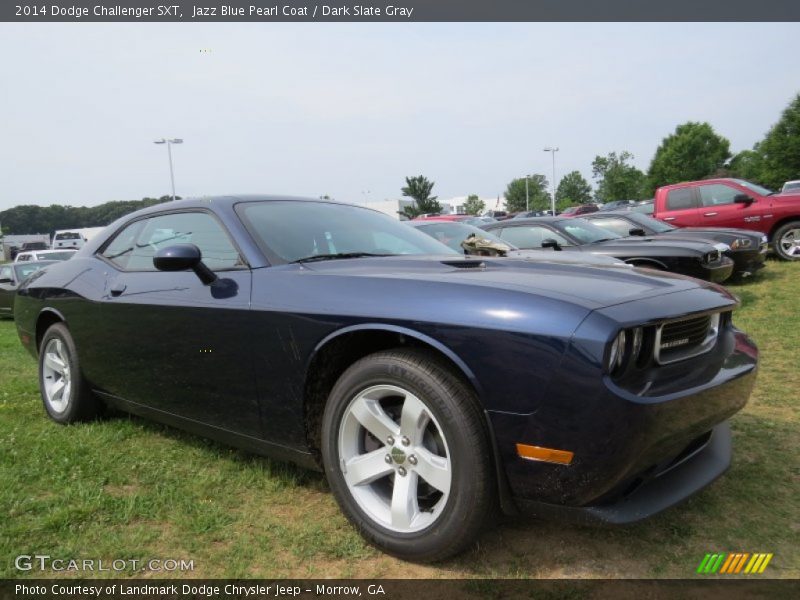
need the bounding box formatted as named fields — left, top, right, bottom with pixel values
left=129, top=195, right=342, bottom=218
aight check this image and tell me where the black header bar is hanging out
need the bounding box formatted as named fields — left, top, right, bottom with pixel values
left=3, top=1, right=800, bottom=22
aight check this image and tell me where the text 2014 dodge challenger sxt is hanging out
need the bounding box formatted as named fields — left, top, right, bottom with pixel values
left=14, top=196, right=758, bottom=561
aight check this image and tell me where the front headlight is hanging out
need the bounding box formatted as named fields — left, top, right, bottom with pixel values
left=730, top=238, right=752, bottom=250
left=607, top=326, right=646, bottom=375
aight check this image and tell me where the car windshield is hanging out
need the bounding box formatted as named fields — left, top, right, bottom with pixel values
left=55, top=232, right=82, bottom=240
left=237, top=200, right=459, bottom=263
left=43, top=251, right=76, bottom=260
left=783, top=182, right=800, bottom=192
left=14, top=262, right=49, bottom=281
left=413, top=222, right=514, bottom=252
left=734, top=179, right=774, bottom=196
left=624, top=212, right=675, bottom=233
left=555, top=218, right=622, bottom=244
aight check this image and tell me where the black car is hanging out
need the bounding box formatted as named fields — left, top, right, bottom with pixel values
left=13, top=197, right=757, bottom=561
left=0, top=261, right=56, bottom=317
left=407, top=220, right=626, bottom=267
left=482, top=217, right=734, bottom=282
left=582, top=211, right=769, bottom=278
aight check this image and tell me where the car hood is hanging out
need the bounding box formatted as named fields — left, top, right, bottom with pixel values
left=291, top=255, right=726, bottom=311
left=505, top=249, right=628, bottom=267
left=663, top=228, right=766, bottom=243
left=586, top=236, right=715, bottom=255
left=773, top=191, right=800, bottom=201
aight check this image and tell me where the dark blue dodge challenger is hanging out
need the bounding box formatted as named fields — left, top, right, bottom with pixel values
left=14, top=196, right=758, bottom=561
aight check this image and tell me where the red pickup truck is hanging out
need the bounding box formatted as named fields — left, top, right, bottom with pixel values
left=652, top=178, right=800, bottom=260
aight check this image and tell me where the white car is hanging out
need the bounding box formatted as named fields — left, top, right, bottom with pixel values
left=781, top=180, right=800, bottom=194
left=14, top=249, right=77, bottom=263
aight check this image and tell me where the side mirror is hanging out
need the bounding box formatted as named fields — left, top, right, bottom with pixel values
left=733, top=193, right=754, bottom=204
left=628, top=227, right=647, bottom=236
left=541, top=238, right=562, bottom=251
left=154, top=244, right=218, bottom=285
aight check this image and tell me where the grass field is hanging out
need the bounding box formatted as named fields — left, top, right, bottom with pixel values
left=1, top=262, right=798, bottom=579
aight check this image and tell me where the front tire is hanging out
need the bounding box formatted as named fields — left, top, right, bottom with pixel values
left=39, top=322, right=99, bottom=423
left=773, top=221, right=800, bottom=260
left=321, top=349, right=494, bottom=562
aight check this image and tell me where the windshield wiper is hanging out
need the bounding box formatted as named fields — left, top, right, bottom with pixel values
left=292, top=252, right=394, bottom=264
left=590, top=238, right=616, bottom=244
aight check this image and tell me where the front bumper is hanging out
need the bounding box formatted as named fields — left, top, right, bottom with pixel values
left=728, top=248, right=767, bottom=277
left=702, top=257, right=735, bottom=283
left=489, top=326, right=757, bottom=514
left=514, top=422, right=731, bottom=524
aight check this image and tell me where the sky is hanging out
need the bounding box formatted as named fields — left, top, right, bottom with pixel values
left=0, top=22, right=798, bottom=211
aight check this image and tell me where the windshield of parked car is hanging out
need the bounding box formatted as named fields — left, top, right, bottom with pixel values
left=734, top=179, right=774, bottom=196
left=14, top=262, right=50, bottom=281
left=624, top=212, right=676, bottom=233
left=55, top=232, right=82, bottom=240
left=412, top=222, right=515, bottom=253
left=554, top=218, right=622, bottom=244
left=42, top=251, right=77, bottom=261
left=782, top=182, right=800, bottom=193
left=237, top=201, right=459, bottom=263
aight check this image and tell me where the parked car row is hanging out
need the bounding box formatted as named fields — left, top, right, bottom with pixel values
left=13, top=195, right=760, bottom=562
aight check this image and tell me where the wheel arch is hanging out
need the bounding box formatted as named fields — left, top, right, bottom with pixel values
left=35, top=308, right=68, bottom=353
left=769, top=217, right=800, bottom=242
left=302, top=324, right=518, bottom=515
left=624, top=257, right=668, bottom=270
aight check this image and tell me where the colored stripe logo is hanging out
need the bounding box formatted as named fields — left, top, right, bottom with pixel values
left=697, top=553, right=773, bottom=574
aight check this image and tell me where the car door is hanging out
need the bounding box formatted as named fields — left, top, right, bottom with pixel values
left=89, top=210, right=260, bottom=437
left=695, top=182, right=772, bottom=232
left=0, top=265, right=16, bottom=315
left=659, top=186, right=701, bottom=226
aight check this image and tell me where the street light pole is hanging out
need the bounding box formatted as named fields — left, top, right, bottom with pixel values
left=543, top=146, right=559, bottom=215
left=154, top=138, right=183, bottom=201
left=525, top=174, right=530, bottom=212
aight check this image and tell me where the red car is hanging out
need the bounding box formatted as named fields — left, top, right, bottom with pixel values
left=653, top=178, right=800, bottom=260
left=560, top=204, right=599, bottom=217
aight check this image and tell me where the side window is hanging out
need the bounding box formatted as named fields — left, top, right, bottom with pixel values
left=102, top=213, right=243, bottom=271
left=499, top=226, right=571, bottom=248
left=698, top=184, right=740, bottom=207
left=665, top=188, right=697, bottom=211
left=587, top=218, right=633, bottom=237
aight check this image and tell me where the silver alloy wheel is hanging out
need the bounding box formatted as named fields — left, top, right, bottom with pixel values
left=779, top=228, right=800, bottom=257
left=42, top=338, right=71, bottom=414
left=338, top=384, right=452, bottom=533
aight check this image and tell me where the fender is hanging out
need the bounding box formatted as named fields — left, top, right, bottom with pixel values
left=308, top=322, right=485, bottom=400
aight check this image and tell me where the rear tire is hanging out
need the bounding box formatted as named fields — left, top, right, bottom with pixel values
left=39, top=323, right=100, bottom=423
left=772, top=221, right=800, bottom=261
left=321, top=349, right=494, bottom=562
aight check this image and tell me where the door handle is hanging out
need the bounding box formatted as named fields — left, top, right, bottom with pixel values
left=663, top=217, right=676, bottom=221
left=703, top=212, right=718, bottom=217
left=110, top=283, right=126, bottom=297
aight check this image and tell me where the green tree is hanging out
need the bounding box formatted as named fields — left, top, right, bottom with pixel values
left=400, top=175, right=441, bottom=218
left=462, top=194, right=485, bottom=216
left=647, top=122, right=731, bottom=191
left=592, top=151, right=648, bottom=202
left=754, top=93, right=800, bottom=190
left=555, top=171, right=592, bottom=209
left=0, top=196, right=172, bottom=235
left=504, top=174, right=551, bottom=213
left=727, top=149, right=766, bottom=183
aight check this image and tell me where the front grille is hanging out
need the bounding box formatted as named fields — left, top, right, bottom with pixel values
left=655, top=313, right=720, bottom=364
